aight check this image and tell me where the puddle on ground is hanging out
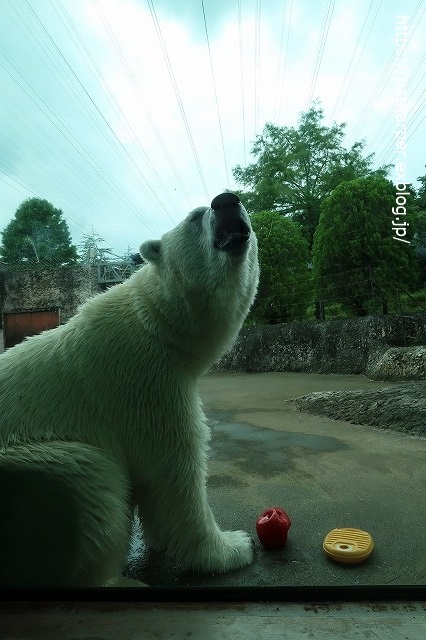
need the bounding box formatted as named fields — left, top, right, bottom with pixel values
left=207, top=410, right=347, bottom=477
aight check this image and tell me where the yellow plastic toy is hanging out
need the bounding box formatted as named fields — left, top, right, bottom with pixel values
left=323, top=528, right=374, bottom=564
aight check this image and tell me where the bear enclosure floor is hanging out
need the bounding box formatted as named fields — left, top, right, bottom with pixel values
left=125, top=372, right=426, bottom=588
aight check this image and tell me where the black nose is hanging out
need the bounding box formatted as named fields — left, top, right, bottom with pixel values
left=211, top=192, right=250, bottom=254
left=211, top=192, right=241, bottom=210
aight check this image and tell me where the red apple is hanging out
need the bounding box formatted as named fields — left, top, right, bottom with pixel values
left=256, top=507, right=292, bottom=549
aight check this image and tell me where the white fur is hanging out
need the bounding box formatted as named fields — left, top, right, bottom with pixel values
left=0, top=202, right=258, bottom=587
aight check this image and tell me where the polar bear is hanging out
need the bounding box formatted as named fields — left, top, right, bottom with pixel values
left=0, top=192, right=259, bottom=588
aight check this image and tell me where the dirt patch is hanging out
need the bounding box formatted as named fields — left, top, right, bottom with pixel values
left=294, top=382, right=426, bottom=438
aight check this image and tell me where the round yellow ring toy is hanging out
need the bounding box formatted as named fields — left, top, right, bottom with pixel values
left=323, top=528, right=374, bottom=564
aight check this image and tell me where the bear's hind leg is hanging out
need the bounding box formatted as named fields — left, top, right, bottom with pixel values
left=0, top=441, right=133, bottom=588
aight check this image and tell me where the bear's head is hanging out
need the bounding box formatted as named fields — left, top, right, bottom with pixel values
left=138, top=194, right=258, bottom=369
left=141, top=192, right=253, bottom=257
left=140, top=192, right=258, bottom=293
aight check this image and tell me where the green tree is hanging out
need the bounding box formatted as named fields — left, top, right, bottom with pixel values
left=312, top=176, right=417, bottom=316
left=0, top=198, right=77, bottom=266
left=233, top=103, right=389, bottom=248
left=249, top=211, right=311, bottom=324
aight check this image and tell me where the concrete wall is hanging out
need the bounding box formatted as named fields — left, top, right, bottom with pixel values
left=213, top=314, right=426, bottom=375
left=2, top=265, right=98, bottom=325
left=3, top=266, right=425, bottom=377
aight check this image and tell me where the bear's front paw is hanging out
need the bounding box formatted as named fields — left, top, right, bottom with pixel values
left=188, top=529, right=254, bottom=574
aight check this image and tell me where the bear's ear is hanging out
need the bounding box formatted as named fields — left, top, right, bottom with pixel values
left=140, top=240, right=162, bottom=264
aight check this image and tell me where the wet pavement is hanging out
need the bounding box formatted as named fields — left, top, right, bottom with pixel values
left=125, top=372, right=426, bottom=588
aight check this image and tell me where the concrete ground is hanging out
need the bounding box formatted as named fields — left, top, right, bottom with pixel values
left=125, top=372, right=426, bottom=588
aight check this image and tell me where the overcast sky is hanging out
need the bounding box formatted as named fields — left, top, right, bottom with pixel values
left=0, top=0, right=424, bottom=257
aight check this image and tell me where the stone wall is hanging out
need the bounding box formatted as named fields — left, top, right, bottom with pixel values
left=3, top=267, right=426, bottom=377
left=365, top=345, right=426, bottom=380
left=213, top=314, right=426, bottom=375
left=2, top=265, right=98, bottom=324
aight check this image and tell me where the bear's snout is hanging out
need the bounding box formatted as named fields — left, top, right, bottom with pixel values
left=211, top=192, right=251, bottom=254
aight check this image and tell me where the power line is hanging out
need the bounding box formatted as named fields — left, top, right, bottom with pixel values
left=0, top=162, right=89, bottom=234
left=348, top=1, right=425, bottom=146
left=276, top=0, right=293, bottom=123
left=9, top=3, right=167, bottom=232
left=305, top=0, right=335, bottom=110
left=90, top=0, right=182, bottom=219
left=0, top=6, right=165, bottom=236
left=2, top=6, right=143, bottom=221
left=376, top=91, right=426, bottom=166
left=406, top=104, right=426, bottom=142
left=237, top=0, right=247, bottom=165
left=367, top=53, right=426, bottom=155
left=254, top=0, right=261, bottom=135
left=201, top=0, right=229, bottom=185
left=23, top=0, right=173, bottom=224
left=0, top=106, right=147, bottom=235
left=146, top=0, right=209, bottom=200
left=372, top=6, right=426, bottom=167
left=330, top=0, right=382, bottom=122
left=0, top=50, right=159, bottom=236
left=275, top=0, right=293, bottom=122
